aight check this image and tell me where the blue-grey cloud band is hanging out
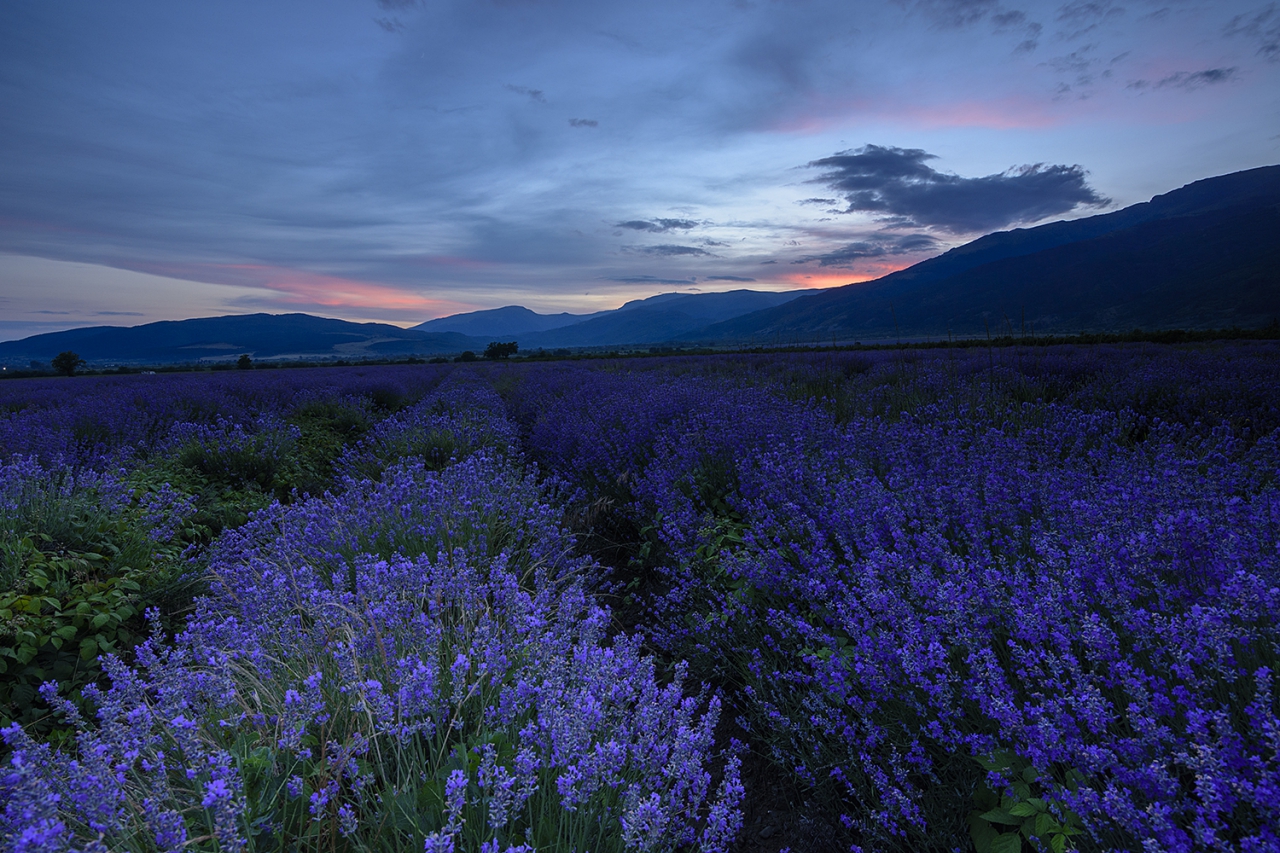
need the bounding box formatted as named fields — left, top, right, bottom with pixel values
left=806, top=145, right=1109, bottom=233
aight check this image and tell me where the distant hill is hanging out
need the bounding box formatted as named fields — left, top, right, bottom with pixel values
left=6, top=167, right=1275, bottom=364
left=0, top=313, right=482, bottom=365
left=689, top=165, right=1280, bottom=343
left=418, top=290, right=803, bottom=348
left=412, top=305, right=599, bottom=337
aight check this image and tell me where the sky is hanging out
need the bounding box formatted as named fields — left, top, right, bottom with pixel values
left=1, top=0, right=1278, bottom=341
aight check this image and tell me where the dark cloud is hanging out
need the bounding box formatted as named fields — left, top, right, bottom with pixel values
left=909, top=0, right=1001, bottom=29
left=615, top=219, right=699, bottom=232
left=636, top=244, right=712, bottom=256
left=608, top=275, right=697, bottom=284
left=1130, top=67, right=1239, bottom=90
left=1225, top=5, right=1280, bottom=61
left=1049, top=45, right=1095, bottom=74
left=992, top=8, right=1042, bottom=50
left=792, top=233, right=941, bottom=267
left=702, top=240, right=730, bottom=247
left=805, top=145, right=1109, bottom=233
left=1056, top=1, right=1124, bottom=40
left=505, top=84, right=546, bottom=103
left=94, top=311, right=145, bottom=316
left=707, top=275, right=756, bottom=282
left=569, top=118, right=599, bottom=127
left=798, top=197, right=840, bottom=206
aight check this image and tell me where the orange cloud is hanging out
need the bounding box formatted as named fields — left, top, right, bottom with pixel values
left=126, top=260, right=471, bottom=320
left=774, top=257, right=916, bottom=289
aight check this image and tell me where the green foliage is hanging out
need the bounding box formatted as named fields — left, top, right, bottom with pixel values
left=484, top=341, right=519, bottom=360
left=51, top=351, right=86, bottom=377
left=0, top=493, right=163, bottom=739
left=969, top=752, right=1087, bottom=853
left=237, top=354, right=253, bottom=370
left=285, top=396, right=377, bottom=492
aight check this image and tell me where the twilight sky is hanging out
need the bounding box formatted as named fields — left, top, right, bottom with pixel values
left=1, top=0, right=1278, bottom=341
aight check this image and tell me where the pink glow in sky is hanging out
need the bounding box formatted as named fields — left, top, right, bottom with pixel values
left=0, top=0, right=1276, bottom=340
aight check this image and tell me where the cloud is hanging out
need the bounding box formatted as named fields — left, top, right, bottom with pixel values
left=1130, top=67, right=1239, bottom=91
left=608, top=275, right=697, bottom=284
left=94, top=310, right=145, bottom=316
left=798, top=197, right=840, bottom=206
left=636, top=244, right=713, bottom=257
left=505, top=84, right=546, bottom=103
left=805, top=144, right=1109, bottom=233
left=569, top=118, right=598, bottom=127
left=375, top=18, right=406, bottom=33
left=1225, top=5, right=1280, bottom=61
left=792, top=232, right=941, bottom=267
left=707, top=275, right=756, bottom=282
left=909, top=0, right=1001, bottom=29
left=1056, top=0, right=1123, bottom=40
left=375, top=0, right=417, bottom=9
left=615, top=219, right=699, bottom=232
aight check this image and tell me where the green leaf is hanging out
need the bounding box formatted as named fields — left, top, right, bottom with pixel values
left=980, top=808, right=1023, bottom=826
left=1029, top=809, right=1059, bottom=835
left=1009, top=801, right=1040, bottom=817
left=970, top=814, right=999, bottom=853
left=991, top=834, right=1023, bottom=853
left=79, top=636, right=99, bottom=660
left=1050, top=833, right=1068, bottom=853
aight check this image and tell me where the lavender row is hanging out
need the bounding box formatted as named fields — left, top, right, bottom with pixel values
left=0, top=365, right=452, bottom=470
left=2, top=375, right=743, bottom=852
left=501, top=343, right=1280, bottom=852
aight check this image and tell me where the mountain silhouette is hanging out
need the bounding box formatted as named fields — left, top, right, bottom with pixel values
left=0, top=313, right=481, bottom=364
left=690, top=165, right=1280, bottom=343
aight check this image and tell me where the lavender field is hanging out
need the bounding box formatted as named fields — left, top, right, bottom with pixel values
left=2, top=343, right=1278, bottom=853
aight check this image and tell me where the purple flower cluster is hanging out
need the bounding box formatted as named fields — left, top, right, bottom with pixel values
left=1, top=369, right=742, bottom=852
left=504, top=343, right=1280, bottom=851
left=0, top=364, right=450, bottom=470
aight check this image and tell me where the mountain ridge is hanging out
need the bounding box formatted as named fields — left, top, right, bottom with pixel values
left=4, top=165, right=1277, bottom=363
left=684, top=165, right=1280, bottom=343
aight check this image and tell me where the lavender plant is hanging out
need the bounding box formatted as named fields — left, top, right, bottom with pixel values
left=504, top=343, right=1280, bottom=852
left=1, top=377, right=743, bottom=852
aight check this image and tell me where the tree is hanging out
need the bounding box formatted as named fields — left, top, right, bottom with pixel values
left=455, top=351, right=478, bottom=363
left=51, top=351, right=86, bottom=377
left=484, top=341, right=518, bottom=360
left=237, top=354, right=253, bottom=370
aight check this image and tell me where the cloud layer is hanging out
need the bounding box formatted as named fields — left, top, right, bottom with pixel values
left=806, top=145, right=1109, bottom=233
left=0, top=0, right=1274, bottom=334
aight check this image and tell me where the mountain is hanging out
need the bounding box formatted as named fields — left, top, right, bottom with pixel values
left=517, top=290, right=803, bottom=347
left=412, top=305, right=597, bottom=337
left=689, top=165, right=1280, bottom=343
left=413, top=289, right=803, bottom=348
left=0, top=313, right=482, bottom=365
left=6, top=167, right=1274, bottom=364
